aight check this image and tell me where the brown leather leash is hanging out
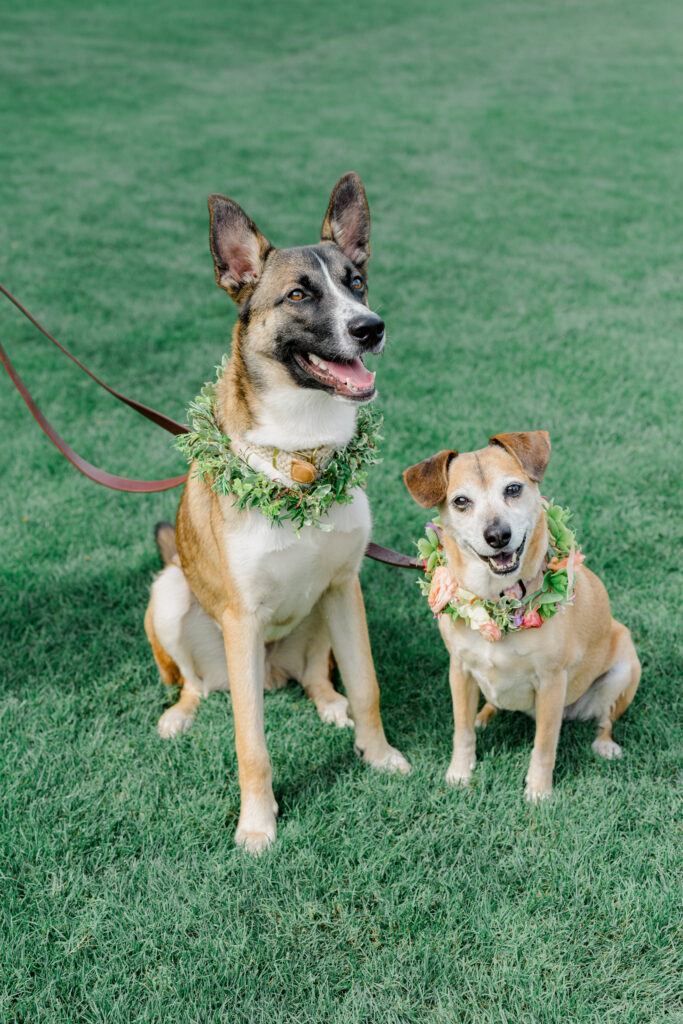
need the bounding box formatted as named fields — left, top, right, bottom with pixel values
left=0, top=282, right=421, bottom=567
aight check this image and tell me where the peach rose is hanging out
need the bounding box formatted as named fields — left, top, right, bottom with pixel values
left=549, top=551, right=585, bottom=572
left=428, top=566, right=458, bottom=615
left=479, top=620, right=502, bottom=643
left=521, top=608, right=543, bottom=629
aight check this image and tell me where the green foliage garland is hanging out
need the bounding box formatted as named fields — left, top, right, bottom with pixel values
left=176, top=356, right=382, bottom=533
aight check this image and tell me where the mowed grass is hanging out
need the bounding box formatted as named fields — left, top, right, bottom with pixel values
left=1, top=1, right=682, bottom=1021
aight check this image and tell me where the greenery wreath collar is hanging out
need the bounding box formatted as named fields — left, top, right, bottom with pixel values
left=176, top=356, right=382, bottom=533
left=416, top=500, right=585, bottom=642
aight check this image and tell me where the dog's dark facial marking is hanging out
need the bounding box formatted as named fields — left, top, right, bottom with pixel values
left=248, top=244, right=383, bottom=402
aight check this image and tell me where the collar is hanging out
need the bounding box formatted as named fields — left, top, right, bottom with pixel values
left=176, top=364, right=383, bottom=533
left=499, top=561, right=547, bottom=602
left=232, top=440, right=336, bottom=486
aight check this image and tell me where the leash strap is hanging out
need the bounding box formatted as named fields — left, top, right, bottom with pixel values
left=0, top=336, right=188, bottom=492
left=365, top=542, right=422, bottom=570
left=0, top=283, right=188, bottom=436
left=0, top=282, right=188, bottom=492
left=0, top=281, right=421, bottom=561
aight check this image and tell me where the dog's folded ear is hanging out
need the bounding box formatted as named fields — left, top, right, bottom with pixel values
left=208, top=194, right=274, bottom=302
left=403, top=450, right=458, bottom=508
left=489, top=431, right=551, bottom=483
left=321, top=172, right=371, bottom=271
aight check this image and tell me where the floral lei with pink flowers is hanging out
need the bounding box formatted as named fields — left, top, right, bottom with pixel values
left=416, top=500, right=585, bottom=643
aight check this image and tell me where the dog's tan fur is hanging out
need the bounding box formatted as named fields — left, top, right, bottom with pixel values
left=145, top=175, right=409, bottom=853
left=404, top=432, right=640, bottom=800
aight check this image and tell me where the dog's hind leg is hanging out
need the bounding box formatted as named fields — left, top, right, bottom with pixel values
left=565, top=622, right=641, bottom=760
left=320, top=575, right=410, bottom=772
left=268, top=608, right=353, bottom=728
left=301, top=626, right=353, bottom=729
left=475, top=701, right=498, bottom=730
left=145, top=584, right=202, bottom=738
left=144, top=600, right=198, bottom=738
left=299, top=606, right=352, bottom=728
left=157, top=683, right=202, bottom=739
left=591, top=624, right=641, bottom=760
left=145, top=563, right=229, bottom=739
left=145, top=600, right=182, bottom=687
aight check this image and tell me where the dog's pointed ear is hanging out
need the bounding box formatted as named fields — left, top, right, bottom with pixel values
left=403, top=450, right=458, bottom=508
left=489, top=431, right=551, bottom=483
left=320, top=172, right=371, bottom=271
left=208, top=194, right=274, bottom=303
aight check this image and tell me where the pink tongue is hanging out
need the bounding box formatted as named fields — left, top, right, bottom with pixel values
left=322, top=356, right=375, bottom=389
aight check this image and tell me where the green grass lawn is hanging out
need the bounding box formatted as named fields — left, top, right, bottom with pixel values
left=1, top=1, right=682, bottom=1020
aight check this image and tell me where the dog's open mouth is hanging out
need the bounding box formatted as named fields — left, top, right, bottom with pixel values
left=478, top=536, right=527, bottom=576
left=294, top=351, right=376, bottom=401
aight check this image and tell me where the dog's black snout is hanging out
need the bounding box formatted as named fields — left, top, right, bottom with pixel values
left=347, top=314, right=385, bottom=347
left=484, top=520, right=511, bottom=550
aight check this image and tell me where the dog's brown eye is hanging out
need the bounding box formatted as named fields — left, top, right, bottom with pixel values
left=351, top=277, right=364, bottom=291
left=505, top=483, right=523, bottom=498
left=452, top=495, right=470, bottom=510
left=288, top=288, right=305, bottom=301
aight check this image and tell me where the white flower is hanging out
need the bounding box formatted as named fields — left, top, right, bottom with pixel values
left=467, top=605, right=491, bottom=629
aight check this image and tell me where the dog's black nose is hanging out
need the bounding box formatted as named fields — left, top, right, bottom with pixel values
left=484, top=520, right=511, bottom=549
left=347, top=314, right=385, bottom=347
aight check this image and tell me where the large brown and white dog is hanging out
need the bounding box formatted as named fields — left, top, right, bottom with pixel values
left=403, top=432, right=640, bottom=800
left=145, top=173, right=409, bottom=852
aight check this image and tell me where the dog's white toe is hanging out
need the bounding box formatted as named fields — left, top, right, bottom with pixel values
left=157, top=705, right=196, bottom=739
left=592, top=737, right=623, bottom=760
left=318, top=696, right=353, bottom=729
left=446, top=762, right=474, bottom=787
left=235, top=803, right=278, bottom=855
left=524, top=783, right=552, bottom=803
left=235, top=827, right=276, bottom=855
left=365, top=747, right=411, bottom=775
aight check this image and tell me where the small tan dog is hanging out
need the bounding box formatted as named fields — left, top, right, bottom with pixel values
left=403, top=431, right=640, bottom=800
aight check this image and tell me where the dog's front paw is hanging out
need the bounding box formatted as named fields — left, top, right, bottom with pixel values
left=524, top=785, right=552, bottom=803
left=524, top=774, right=553, bottom=802
left=235, top=826, right=276, bottom=855
left=446, top=756, right=476, bottom=787
left=592, top=737, right=622, bottom=760
left=158, top=705, right=196, bottom=738
left=318, top=695, right=353, bottom=729
left=235, top=800, right=278, bottom=855
left=360, top=745, right=411, bottom=775
left=524, top=755, right=554, bottom=802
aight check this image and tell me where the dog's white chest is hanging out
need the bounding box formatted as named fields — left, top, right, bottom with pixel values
left=223, top=488, right=371, bottom=641
left=441, top=619, right=539, bottom=712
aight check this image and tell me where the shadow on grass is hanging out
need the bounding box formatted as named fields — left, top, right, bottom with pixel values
left=2, top=554, right=662, bottom=810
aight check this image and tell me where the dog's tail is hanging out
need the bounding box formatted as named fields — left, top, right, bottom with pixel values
left=154, top=521, right=180, bottom=567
